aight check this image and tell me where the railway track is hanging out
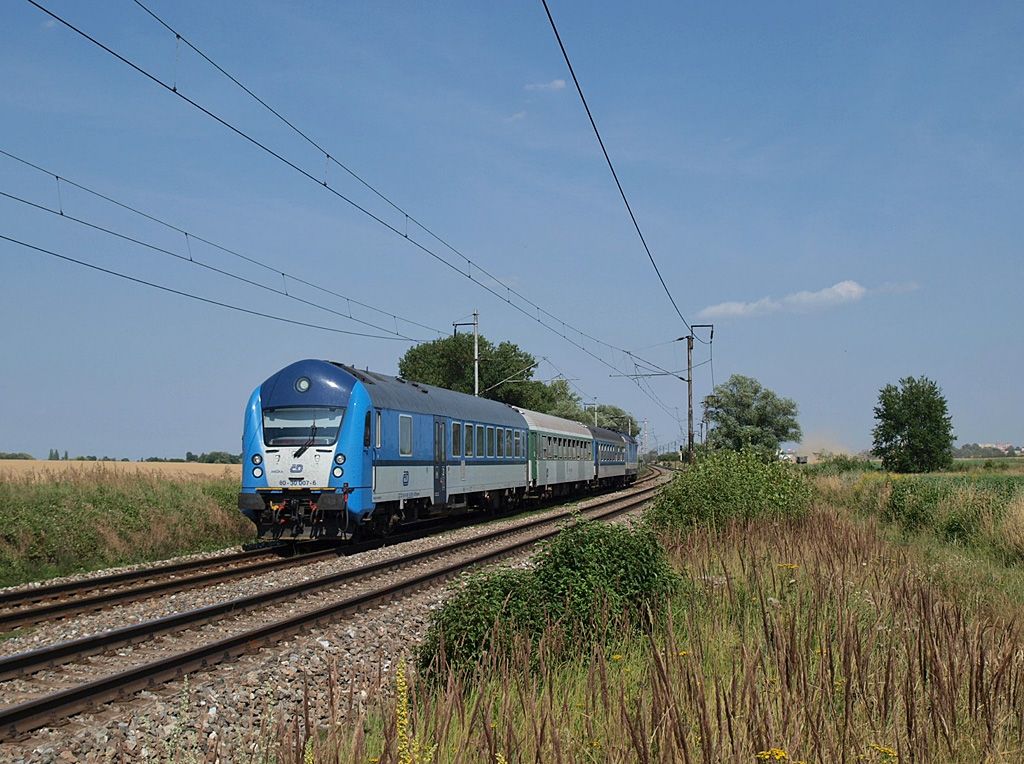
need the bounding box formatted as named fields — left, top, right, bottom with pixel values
left=0, top=473, right=658, bottom=632
left=0, top=470, right=666, bottom=739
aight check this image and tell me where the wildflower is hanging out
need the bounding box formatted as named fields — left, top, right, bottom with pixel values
left=755, top=748, right=789, bottom=761
left=304, top=738, right=314, bottom=764
left=678, top=650, right=690, bottom=657
left=869, top=743, right=898, bottom=761
left=396, top=659, right=411, bottom=764
left=777, top=563, right=799, bottom=570
left=611, top=654, right=624, bottom=662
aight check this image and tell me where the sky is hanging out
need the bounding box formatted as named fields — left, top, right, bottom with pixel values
left=1, top=0, right=1022, bottom=459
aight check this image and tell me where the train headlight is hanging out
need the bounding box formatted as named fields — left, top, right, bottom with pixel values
left=251, top=454, right=263, bottom=465
left=295, top=377, right=311, bottom=393
left=252, top=466, right=264, bottom=478
left=332, top=466, right=344, bottom=478
left=334, top=453, right=346, bottom=465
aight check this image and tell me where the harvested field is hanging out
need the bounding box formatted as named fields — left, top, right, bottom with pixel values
left=0, top=459, right=240, bottom=482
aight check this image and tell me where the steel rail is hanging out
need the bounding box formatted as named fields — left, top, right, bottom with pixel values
left=0, top=474, right=664, bottom=739
left=0, top=549, right=338, bottom=631
left=0, top=479, right=662, bottom=681
left=0, top=474, right=657, bottom=630
left=0, top=548, right=272, bottom=609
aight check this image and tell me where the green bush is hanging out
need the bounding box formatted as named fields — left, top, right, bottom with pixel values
left=805, top=453, right=879, bottom=476
left=418, top=519, right=676, bottom=676
left=645, top=448, right=812, bottom=532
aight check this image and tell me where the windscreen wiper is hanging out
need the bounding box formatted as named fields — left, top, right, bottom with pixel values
left=292, top=423, right=318, bottom=459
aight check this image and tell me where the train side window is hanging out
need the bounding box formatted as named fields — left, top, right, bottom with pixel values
left=487, top=426, right=495, bottom=457
left=513, top=431, right=520, bottom=458
left=465, top=423, right=473, bottom=456
left=476, top=425, right=485, bottom=457
left=399, top=415, right=413, bottom=456
left=452, top=422, right=462, bottom=457
left=496, top=428, right=504, bottom=457
left=506, top=429, right=513, bottom=458
left=363, top=411, right=371, bottom=448
left=375, top=411, right=382, bottom=448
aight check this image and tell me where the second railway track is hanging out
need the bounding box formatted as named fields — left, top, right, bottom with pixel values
left=0, top=469, right=668, bottom=739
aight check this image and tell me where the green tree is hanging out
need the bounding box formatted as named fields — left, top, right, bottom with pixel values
left=398, top=333, right=551, bottom=409
left=703, top=374, right=801, bottom=458
left=48, top=449, right=58, bottom=461
left=399, top=335, right=641, bottom=434
left=871, top=375, right=954, bottom=473
left=592, top=404, right=640, bottom=436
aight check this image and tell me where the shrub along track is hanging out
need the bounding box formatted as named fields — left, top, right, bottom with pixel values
left=0, top=468, right=667, bottom=739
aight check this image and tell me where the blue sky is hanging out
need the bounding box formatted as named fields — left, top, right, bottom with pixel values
left=1, top=1, right=1021, bottom=459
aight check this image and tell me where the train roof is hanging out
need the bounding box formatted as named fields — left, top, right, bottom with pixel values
left=512, top=408, right=593, bottom=439
left=332, top=363, right=527, bottom=428
left=588, top=425, right=632, bottom=444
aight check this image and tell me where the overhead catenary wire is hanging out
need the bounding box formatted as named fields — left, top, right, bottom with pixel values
left=0, top=187, right=428, bottom=343
left=0, top=234, right=409, bottom=340
left=25, top=0, right=684, bottom=423
left=0, top=149, right=440, bottom=340
left=539, top=0, right=698, bottom=339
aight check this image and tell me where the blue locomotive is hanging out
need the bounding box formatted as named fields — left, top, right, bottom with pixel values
left=238, top=359, right=638, bottom=540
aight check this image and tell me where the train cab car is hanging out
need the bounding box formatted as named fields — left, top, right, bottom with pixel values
left=239, top=360, right=529, bottom=540
left=515, top=409, right=595, bottom=496
left=589, top=426, right=631, bottom=488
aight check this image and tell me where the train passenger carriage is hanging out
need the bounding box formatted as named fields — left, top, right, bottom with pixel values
left=589, top=425, right=633, bottom=488
left=514, top=409, right=595, bottom=496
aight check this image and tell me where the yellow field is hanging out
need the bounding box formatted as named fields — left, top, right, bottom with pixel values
left=0, top=459, right=240, bottom=482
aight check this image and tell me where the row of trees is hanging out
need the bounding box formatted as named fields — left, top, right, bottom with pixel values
left=695, top=373, right=956, bottom=473
left=399, top=333, right=958, bottom=474
left=398, top=334, right=640, bottom=434
left=34, top=450, right=242, bottom=463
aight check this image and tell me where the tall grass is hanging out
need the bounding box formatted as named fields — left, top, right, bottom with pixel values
left=278, top=508, right=1024, bottom=762
left=818, top=471, right=1024, bottom=563
left=0, top=467, right=250, bottom=586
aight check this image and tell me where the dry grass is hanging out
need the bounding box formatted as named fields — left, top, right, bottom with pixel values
left=263, top=506, right=1024, bottom=763
left=0, top=459, right=240, bottom=483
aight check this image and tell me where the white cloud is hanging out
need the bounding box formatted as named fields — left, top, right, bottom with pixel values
left=525, top=79, right=566, bottom=92
left=698, top=279, right=873, bottom=319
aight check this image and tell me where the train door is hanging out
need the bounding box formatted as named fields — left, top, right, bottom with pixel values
left=433, top=416, right=447, bottom=506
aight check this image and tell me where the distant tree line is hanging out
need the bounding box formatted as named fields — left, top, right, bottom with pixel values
left=3, top=450, right=244, bottom=463
left=953, top=443, right=1019, bottom=458
left=146, top=451, right=242, bottom=464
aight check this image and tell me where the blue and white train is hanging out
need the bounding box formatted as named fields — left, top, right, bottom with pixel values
left=238, top=359, right=638, bottom=540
